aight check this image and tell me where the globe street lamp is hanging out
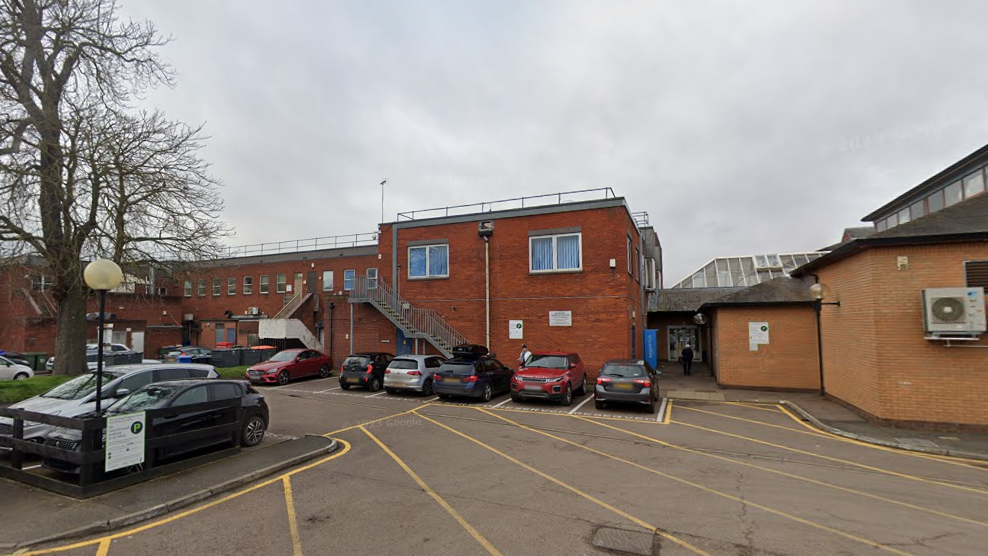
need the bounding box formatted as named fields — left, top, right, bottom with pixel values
left=809, top=282, right=840, bottom=397
left=84, top=259, right=123, bottom=413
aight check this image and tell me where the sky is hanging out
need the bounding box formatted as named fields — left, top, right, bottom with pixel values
left=119, top=0, right=988, bottom=285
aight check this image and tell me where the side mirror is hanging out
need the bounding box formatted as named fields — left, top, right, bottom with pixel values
left=114, top=388, right=130, bottom=398
left=569, top=362, right=578, bottom=369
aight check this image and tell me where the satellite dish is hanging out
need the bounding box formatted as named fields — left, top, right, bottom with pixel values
left=693, top=313, right=708, bottom=325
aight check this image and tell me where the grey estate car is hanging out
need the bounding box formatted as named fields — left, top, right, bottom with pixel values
left=0, top=363, right=219, bottom=442
left=384, top=354, right=446, bottom=395
left=593, top=359, right=660, bottom=413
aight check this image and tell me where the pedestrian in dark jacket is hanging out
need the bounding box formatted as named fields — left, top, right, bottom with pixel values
left=682, top=344, right=694, bottom=376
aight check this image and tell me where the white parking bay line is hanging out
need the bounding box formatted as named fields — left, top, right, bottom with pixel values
left=421, top=396, right=440, bottom=404
left=568, top=394, right=594, bottom=414
left=368, top=391, right=389, bottom=398
left=23, top=464, right=41, bottom=470
left=316, top=386, right=342, bottom=393
left=656, top=398, right=668, bottom=422
left=492, top=398, right=513, bottom=409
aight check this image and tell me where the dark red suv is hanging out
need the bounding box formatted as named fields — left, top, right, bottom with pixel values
left=510, top=351, right=587, bottom=406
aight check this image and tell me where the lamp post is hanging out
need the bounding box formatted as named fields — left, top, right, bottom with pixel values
left=84, top=259, right=123, bottom=413
left=809, top=282, right=840, bottom=397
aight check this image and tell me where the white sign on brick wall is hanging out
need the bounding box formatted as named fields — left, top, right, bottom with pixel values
left=549, top=311, right=572, bottom=327
left=509, top=320, right=524, bottom=339
left=748, top=322, right=769, bottom=351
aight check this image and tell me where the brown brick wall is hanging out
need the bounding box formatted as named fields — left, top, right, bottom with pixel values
left=711, top=305, right=820, bottom=391
left=818, top=242, right=988, bottom=426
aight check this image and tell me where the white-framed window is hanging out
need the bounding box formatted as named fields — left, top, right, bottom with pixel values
left=408, top=244, right=449, bottom=278
left=243, top=276, right=253, bottom=295
left=322, top=271, right=334, bottom=291
left=344, top=269, right=355, bottom=291
left=227, top=277, right=236, bottom=295
left=635, top=247, right=641, bottom=282
left=367, top=268, right=378, bottom=289
left=530, top=233, right=582, bottom=273
left=184, top=281, right=192, bottom=297
left=259, top=275, right=269, bottom=294
left=30, top=275, right=52, bottom=291
left=276, top=274, right=286, bottom=293
left=627, top=237, right=633, bottom=275
left=212, top=278, right=221, bottom=296
left=197, top=279, right=206, bottom=297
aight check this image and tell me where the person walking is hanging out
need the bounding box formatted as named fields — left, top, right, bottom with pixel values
left=518, top=344, right=531, bottom=367
left=681, top=344, right=694, bottom=376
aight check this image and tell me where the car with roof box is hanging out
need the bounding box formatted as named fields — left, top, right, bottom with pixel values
left=594, top=359, right=660, bottom=413
left=433, top=345, right=512, bottom=402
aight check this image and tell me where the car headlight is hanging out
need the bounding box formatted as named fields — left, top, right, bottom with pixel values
left=265, top=368, right=279, bottom=374
left=547, top=376, right=564, bottom=383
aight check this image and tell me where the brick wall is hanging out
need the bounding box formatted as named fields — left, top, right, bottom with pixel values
left=711, top=305, right=820, bottom=391
left=818, top=242, right=988, bottom=427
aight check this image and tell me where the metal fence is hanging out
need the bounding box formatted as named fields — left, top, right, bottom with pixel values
left=396, top=187, right=618, bottom=221
left=221, top=233, right=379, bottom=258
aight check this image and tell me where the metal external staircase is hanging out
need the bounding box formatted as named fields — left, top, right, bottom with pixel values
left=349, top=276, right=467, bottom=357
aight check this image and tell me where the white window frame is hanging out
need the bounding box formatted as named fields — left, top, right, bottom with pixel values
left=197, top=279, right=206, bottom=297
left=276, top=274, right=286, bottom=293
left=243, top=275, right=253, bottom=295
left=322, top=271, right=334, bottom=291
left=212, top=278, right=221, bottom=296
left=367, top=268, right=378, bottom=289
left=529, top=232, right=583, bottom=274
left=407, top=244, right=450, bottom=279
left=184, top=281, right=192, bottom=297
left=344, top=269, right=355, bottom=291
left=259, top=275, right=269, bottom=294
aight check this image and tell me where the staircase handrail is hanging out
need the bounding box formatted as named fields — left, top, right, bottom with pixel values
left=273, top=293, right=309, bottom=320
left=351, top=276, right=468, bottom=349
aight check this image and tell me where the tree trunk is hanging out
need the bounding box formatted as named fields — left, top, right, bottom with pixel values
left=52, top=289, right=88, bottom=375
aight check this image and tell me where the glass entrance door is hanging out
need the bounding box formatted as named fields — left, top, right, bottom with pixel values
left=668, top=326, right=699, bottom=361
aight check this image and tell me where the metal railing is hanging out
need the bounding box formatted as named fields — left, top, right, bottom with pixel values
left=349, top=276, right=467, bottom=356
left=221, top=233, right=379, bottom=258
left=396, top=187, right=618, bottom=221
left=273, top=293, right=309, bottom=320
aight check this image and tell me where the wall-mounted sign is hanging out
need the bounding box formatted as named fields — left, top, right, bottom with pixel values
left=549, top=311, right=572, bottom=327
left=748, top=322, right=769, bottom=351
left=509, top=320, right=524, bottom=339
left=105, top=412, right=146, bottom=472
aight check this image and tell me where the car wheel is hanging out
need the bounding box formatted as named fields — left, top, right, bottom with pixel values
left=422, top=379, right=433, bottom=396
left=341, top=382, right=351, bottom=390
left=594, top=400, right=605, bottom=410
left=646, top=400, right=656, bottom=414
left=560, top=384, right=573, bottom=406
left=241, top=415, right=266, bottom=447
left=318, top=365, right=331, bottom=378
left=481, top=383, right=492, bottom=402
left=511, top=393, right=522, bottom=403
left=575, top=376, right=586, bottom=396
left=13, top=373, right=29, bottom=380
left=277, top=371, right=290, bottom=386
left=369, top=377, right=382, bottom=392
left=385, top=387, right=397, bottom=395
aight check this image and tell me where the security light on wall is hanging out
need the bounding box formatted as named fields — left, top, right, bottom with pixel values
left=693, top=313, right=708, bottom=325
left=478, top=220, right=494, bottom=237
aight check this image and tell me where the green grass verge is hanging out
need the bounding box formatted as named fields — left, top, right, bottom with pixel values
left=216, top=366, right=250, bottom=379
left=0, top=375, right=75, bottom=405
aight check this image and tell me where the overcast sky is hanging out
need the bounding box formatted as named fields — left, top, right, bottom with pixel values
left=120, top=0, right=988, bottom=285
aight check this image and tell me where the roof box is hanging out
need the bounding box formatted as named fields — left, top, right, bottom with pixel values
left=450, top=344, right=489, bottom=359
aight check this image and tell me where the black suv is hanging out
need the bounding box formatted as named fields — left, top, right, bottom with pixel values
left=433, top=344, right=513, bottom=402
left=340, top=352, right=394, bottom=392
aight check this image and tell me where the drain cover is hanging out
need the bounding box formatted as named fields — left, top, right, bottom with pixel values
left=592, top=526, right=655, bottom=556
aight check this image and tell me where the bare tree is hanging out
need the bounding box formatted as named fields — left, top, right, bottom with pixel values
left=0, top=0, right=229, bottom=373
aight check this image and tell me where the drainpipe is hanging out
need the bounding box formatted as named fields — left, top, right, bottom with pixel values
left=349, top=301, right=354, bottom=354
left=329, top=302, right=335, bottom=360
left=485, top=236, right=491, bottom=350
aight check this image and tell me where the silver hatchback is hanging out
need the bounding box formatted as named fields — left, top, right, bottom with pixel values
left=383, top=355, right=446, bottom=395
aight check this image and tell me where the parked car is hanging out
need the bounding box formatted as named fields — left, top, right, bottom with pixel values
left=433, top=345, right=513, bottom=402
left=43, top=379, right=269, bottom=474
left=0, top=351, right=32, bottom=367
left=384, top=354, right=446, bottom=395
left=510, top=351, right=587, bottom=406
left=0, top=356, right=34, bottom=381
left=339, top=352, right=394, bottom=392
left=163, top=346, right=212, bottom=364
left=245, top=348, right=333, bottom=386
left=594, top=359, right=660, bottom=413
left=0, top=363, right=219, bottom=442
left=46, top=343, right=135, bottom=372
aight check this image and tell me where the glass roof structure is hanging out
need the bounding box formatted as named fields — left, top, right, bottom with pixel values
left=670, top=253, right=828, bottom=289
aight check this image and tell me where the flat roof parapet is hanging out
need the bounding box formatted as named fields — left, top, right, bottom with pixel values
left=395, top=187, right=621, bottom=221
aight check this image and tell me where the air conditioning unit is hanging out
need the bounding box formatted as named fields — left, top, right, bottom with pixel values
left=182, top=313, right=195, bottom=322
left=246, top=307, right=260, bottom=316
left=922, top=287, right=987, bottom=334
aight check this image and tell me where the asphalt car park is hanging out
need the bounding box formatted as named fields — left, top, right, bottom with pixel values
left=14, top=377, right=988, bottom=556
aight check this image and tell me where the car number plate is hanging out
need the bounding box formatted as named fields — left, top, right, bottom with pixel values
left=614, top=383, right=635, bottom=390
left=346, top=377, right=361, bottom=384
left=523, top=385, right=542, bottom=391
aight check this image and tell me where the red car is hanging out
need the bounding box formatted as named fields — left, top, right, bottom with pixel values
left=510, top=351, right=587, bottom=406
left=246, top=348, right=333, bottom=386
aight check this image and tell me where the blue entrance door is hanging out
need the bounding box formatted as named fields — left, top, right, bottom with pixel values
left=396, top=329, right=412, bottom=356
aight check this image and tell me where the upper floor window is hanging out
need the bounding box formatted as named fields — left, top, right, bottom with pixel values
left=344, top=269, right=355, bottom=291
left=259, top=275, right=269, bottom=294
left=627, top=237, right=633, bottom=275
left=197, top=279, right=206, bottom=297
left=31, top=275, right=52, bottom=292
left=276, top=274, right=286, bottom=293
left=322, top=271, right=334, bottom=291
left=530, top=233, right=581, bottom=273
left=184, top=281, right=193, bottom=297
left=212, top=278, right=221, bottom=296
left=964, top=171, right=986, bottom=198
left=409, top=244, right=449, bottom=278
left=243, top=276, right=253, bottom=295
left=227, top=277, right=236, bottom=295
left=367, top=268, right=378, bottom=289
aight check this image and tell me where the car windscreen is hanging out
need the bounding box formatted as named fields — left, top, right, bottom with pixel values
left=524, top=355, right=568, bottom=369
left=437, top=362, right=475, bottom=375
left=109, top=384, right=180, bottom=413
left=344, top=356, right=371, bottom=367
left=601, top=365, right=646, bottom=378
left=41, top=371, right=126, bottom=400
left=388, top=359, right=419, bottom=370
left=268, top=351, right=298, bottom=362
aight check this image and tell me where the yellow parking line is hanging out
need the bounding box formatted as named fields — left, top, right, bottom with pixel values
left=16, top=441, right=352, bottom=556
left=283, top=477, right=304, bottom=556
left=662, top=399, right=673, bottom=424
left=360, top=426, right=504, bottom=556
left=677, top=405, right=831, bottom=438
left=724, top=401, right=783, bottom=413
left=673, top=420, right=988, bottom=497
left=482, top=410, right=922, bottom=556
left=492, top=406, right=667, bottom=425
left=777, top=405, right=988, bottom=471
left=322, top=407, right=423, bottom=436
left=575, top=415, right=988, bottom=530
left=414, top=410, right=714, bottom=556
left=94, top=539, right=110, bottom=556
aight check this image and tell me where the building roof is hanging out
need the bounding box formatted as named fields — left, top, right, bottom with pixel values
left=795, top=190, right=988, bottom=276
left=842, top=226, right=875, bottom=241
left=862, top=142, right=988, bottom=222
left=649, top=287, right=745, bottom=312
left=700, top=277, right=816, bottom=307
